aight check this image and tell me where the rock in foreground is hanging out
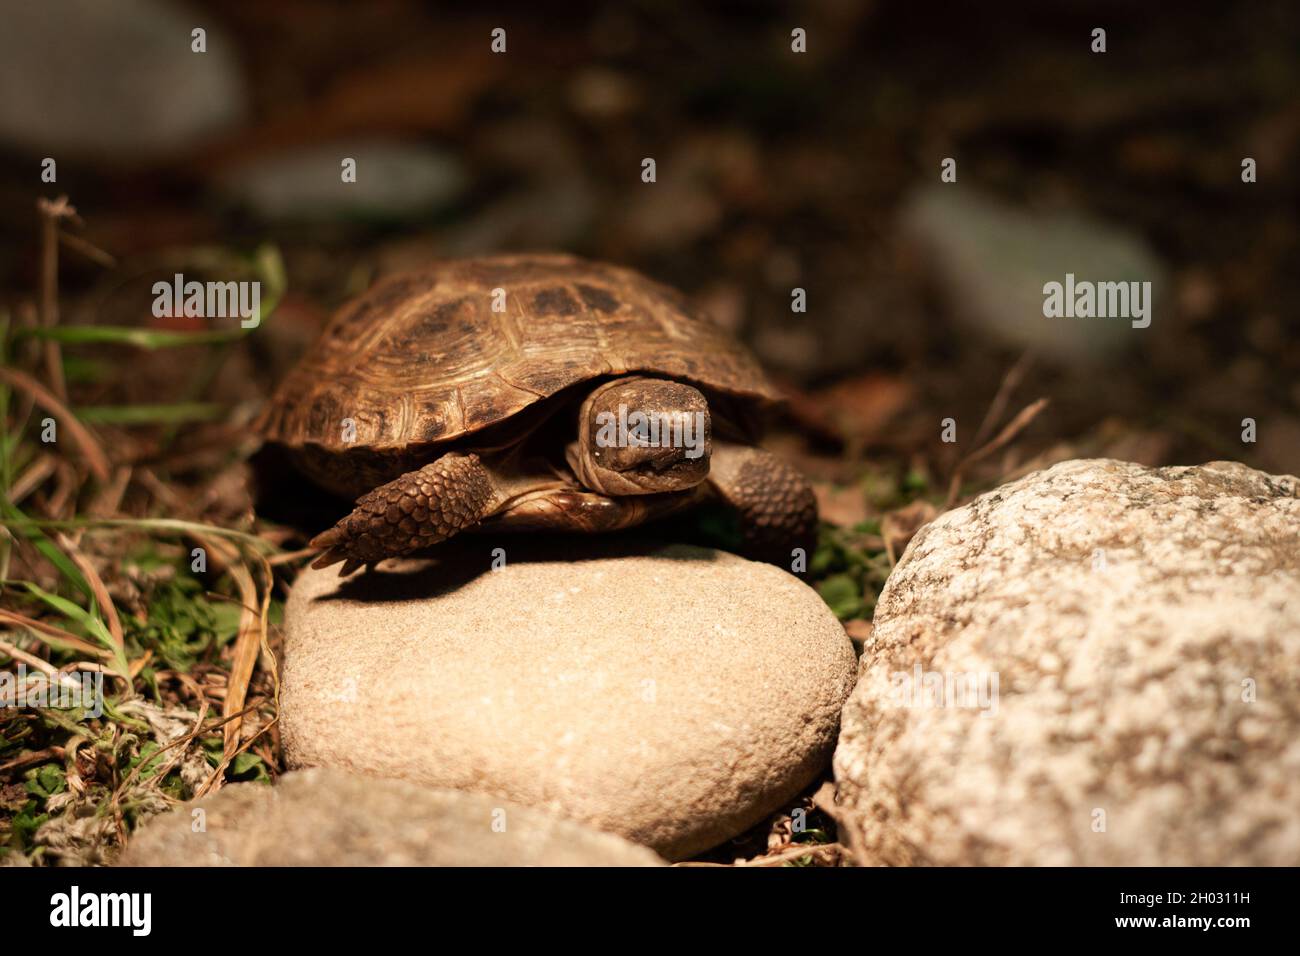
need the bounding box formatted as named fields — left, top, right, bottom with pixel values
left=119, top=768, right=665, bottom=866
left=835, top=459, right=1300, bottom=866
left=282, top=543, right=856, bottom=860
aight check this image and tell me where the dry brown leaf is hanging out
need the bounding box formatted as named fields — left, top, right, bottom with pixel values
left=783, top=374, right=914, bottom=448
left=813, top=481, right=870, bottom=528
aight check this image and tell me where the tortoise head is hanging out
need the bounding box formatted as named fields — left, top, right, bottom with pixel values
left=568, top=376, right=712, bottom=495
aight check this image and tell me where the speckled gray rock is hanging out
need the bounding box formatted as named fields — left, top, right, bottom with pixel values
left=282, top=543, right=856, bottom=860
left=835, top=459, right=1300, bottom=866
left=119, top=769, right=665, bottom=866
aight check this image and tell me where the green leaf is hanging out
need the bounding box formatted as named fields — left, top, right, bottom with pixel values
left=793, top=827, right=830, bottom=844
left=229, top=751, right=270, bottom=783
left=251, top=243, right=288, bottom=319
left=128, top=741, right=167, bottom=781
left=61, top=355, right=113, bottom=384
left=11, top=799, right=49, bottom=848
left=816, top=573, right=864, bottom=620
left=902, top=469, right=929, bottom=493
left=128, top=571, right=224, bottom=670
left=25, top=763, right=67, bottom=798
left=211, top=602, right=244, bottom=645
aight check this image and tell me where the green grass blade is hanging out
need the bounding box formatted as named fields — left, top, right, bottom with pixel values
left=0, top=498, right=91, bottom=597
left=18, top=580, right=130, bottom=678
left=15, top=326, right=246, bottom=349
left=0, top=516, right=279, bottom=554
left=73, top=403, right=226, bottom=425
left=18, top=581, right=112, bottom=643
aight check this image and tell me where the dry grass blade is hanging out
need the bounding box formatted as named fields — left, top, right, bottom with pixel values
left=0, top=747, right=62, bottom=774
left=0, top=608, right=112, bottom=659
left=109, top=704, right=259, bottom=806
left=196, top=715, right=279, bottom=799
left=945, top=397, right=1050, bottom=508
left=0, top=638, right=96, bottom=694
left=128, top=649, right=153, bottom=680
left=8, top=453, right=58, bottom=505
left=58, top=229, right=116, bottom=268
left=970, top=352, right=1034, bottom=449
left=46, top=459, right=80, bottom=516
left=139, top=702, right=208, bottom=800
left=220, top=562, right=261, bottom=771
left=36, top=195, right=79, bottom=403
left=963, top=396, right=1050, bottom=470
left=0, top=367, right=111, bottom=481
left=675, top=842, right=845, bottom=867
left=190, top=533, right=269, bottom=789
left=0, top=637, right=62, bottom=676
left=88, top=466, right=132, bottom=518
left=740, top=842, right=845, bottom=867
left=59, top=534, right=125, bottom=659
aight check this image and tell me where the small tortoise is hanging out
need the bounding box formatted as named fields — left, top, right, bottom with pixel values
left=257, top=254, right=817, bottom=574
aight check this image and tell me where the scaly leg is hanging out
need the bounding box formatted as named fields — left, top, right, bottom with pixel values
left=310, top=452, right=496, bottom=575
left=707, top=442, right=819, bottom=567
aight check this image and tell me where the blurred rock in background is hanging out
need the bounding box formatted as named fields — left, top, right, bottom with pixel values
left=0, top=0, right=247, bottom=159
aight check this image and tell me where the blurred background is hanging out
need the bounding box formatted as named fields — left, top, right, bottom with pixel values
left=1, top=0, right=1298, bottom=519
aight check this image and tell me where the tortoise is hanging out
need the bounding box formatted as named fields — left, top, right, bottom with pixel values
left=257, top=254, right=818, bottom=574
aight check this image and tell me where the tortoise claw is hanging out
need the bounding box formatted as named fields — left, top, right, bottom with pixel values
left=310, top=527, right=342, bottom=551
left=308, top=529, right=347, bottom=571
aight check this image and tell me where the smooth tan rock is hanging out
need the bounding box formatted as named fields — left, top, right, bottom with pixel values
left=281, top=542, right=856, bottom=860
left=835, top=459, right=1300, bottom=866
left=119, top=768, right=665, bottom=866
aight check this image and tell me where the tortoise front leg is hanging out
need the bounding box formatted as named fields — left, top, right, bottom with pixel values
left=485, top=486, right=701, bottom=533
left=707, top=442, right=819, bottom=568
left=310, top=452, right=496, bottom=575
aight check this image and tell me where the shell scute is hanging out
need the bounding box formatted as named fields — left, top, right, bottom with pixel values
left=259, top=254, right=778, bottom=452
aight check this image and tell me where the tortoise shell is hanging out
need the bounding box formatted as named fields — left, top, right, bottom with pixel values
left=258, top=254, right=779, bottom=453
